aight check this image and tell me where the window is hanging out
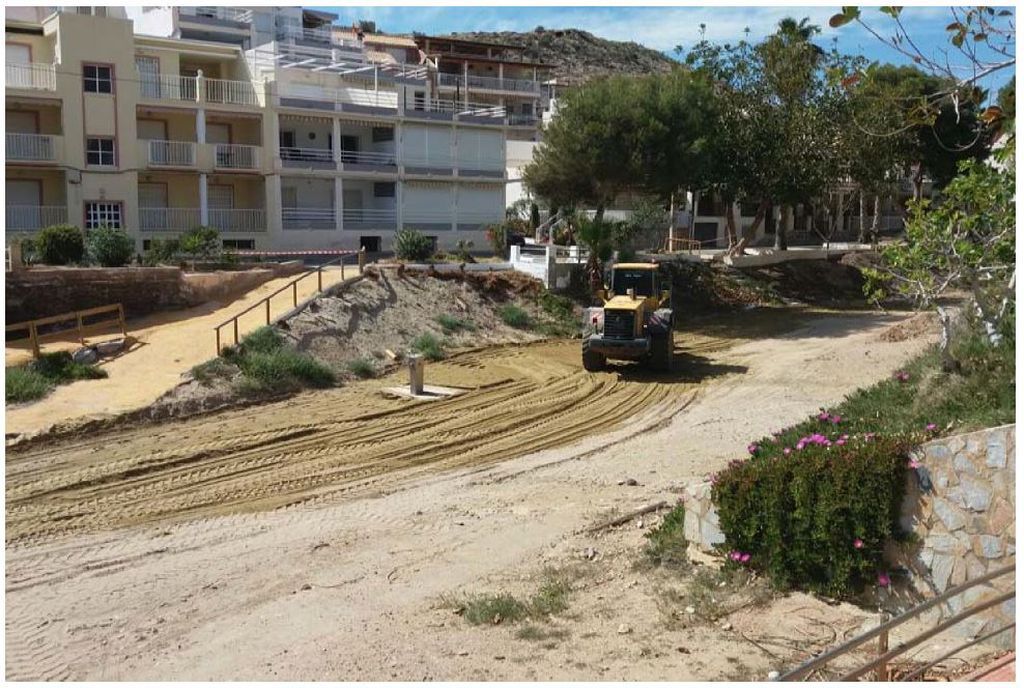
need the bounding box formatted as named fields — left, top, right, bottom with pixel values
left=85, top=202, right=123, bottom=229
left=83, top=64, right=113, bottom=94
left=359, top=236, right=381, bottom=252
left=371, top=127, right=394, bottom=143
left=223, top=239, right=255, bottom=250
left=373, top=182, right=395, bottom=198
left=86, top=137, right=116, bottom=165
left=413, top=91, right=425, bottom=111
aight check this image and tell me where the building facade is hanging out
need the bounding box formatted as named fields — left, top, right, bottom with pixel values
left=6, top=6, right=525, bottom=253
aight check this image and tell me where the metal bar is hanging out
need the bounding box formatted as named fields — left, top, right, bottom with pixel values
left=839, top=590, right=1016, bottom=681
left=779, top=564, right=1015, bottom=680
left=902, top=622, right=1015, bottom=681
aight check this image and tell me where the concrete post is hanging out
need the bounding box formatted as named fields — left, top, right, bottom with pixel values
left=396, top=179, right=404, bottom=230
left=463, top=61, right=469, bottom=107
left=408, top=354, right=424, bottom=395
left=358, top=246, right=366, bottom=273
left=8, top=241, right=23, bottom=272
left=544, top=244, right=556, bottom=289
left=267, top=174, right=282, bottom=243
left=332, top=118, right=342, bottom=167
left=195, top=69, right=204, bottom=104
left=199, top=173, right=209, bottom=225
left=334, top=176, right=344, bottom=232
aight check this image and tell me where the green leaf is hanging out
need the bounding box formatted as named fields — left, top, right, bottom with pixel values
left=829, top=12, right=857, bottom=28
left=879, top=6, right=903, bottom=18
left=951, top=32, right=964, bottom=48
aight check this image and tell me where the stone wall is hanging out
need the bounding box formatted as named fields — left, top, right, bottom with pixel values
left=894, top=424, right=1015, bottom=647
left=6, top=263, right=303, bottom=323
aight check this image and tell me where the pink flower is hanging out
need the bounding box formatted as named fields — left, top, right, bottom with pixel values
left=729, top=550, right=742, bottom=562
left=878, top=572, right=891, bottom=588
left=830, top=415, right=842, bottom=424
left=893, top=371, right=910, bottom=383
left=783, top=447, right=792, bottom=456
left=863, top=432, right=876, bottom=442
left=853, top=538, right=864, bottom=549
left=740, top=553, right=751, bottom=563
left=817, top=411, right=830, bottom=421
left=926, top=423, right=937, bottom=431
left=908, top=458, right=921, bottom=469
left=836, top=439, right=846, bottom=446
left=747, top=444, right=759, bottom=455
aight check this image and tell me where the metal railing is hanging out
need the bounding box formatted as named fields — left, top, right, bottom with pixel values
left=282, top=207, right=335, bottom=230
left=205, top=77, right=260, bottom=106
left=6, top=62, right=57, bottom=90
left=343, top=208, right=397, bottom=229
left=214, top=143, right=260, bottom=169
left=339, top=150, right=397, bottom=166
left=6, top=205, right=67, bottom=232
left=179, top=6, right=252, bottom=23
left=508, top=113, right=540, bottom=126
left=208, top=208, right=266, bottom=233
left=779, top=563, right=1015, bottom=681
left=139, top=207, right=202, bottom=231
left=7, top=133, right=57, bottom=161
left=280, top=147, right=334, bottom=164
left=145, top=139, right=196, bottom=167
left=457, top=157, right=505, bottom=172
left=139, top=74, right=197, bottom=101
left=213, top=253, right=361, bottom=355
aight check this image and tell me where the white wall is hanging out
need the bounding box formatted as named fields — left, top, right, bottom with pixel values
left=455, top=128, right=503, bottom=169
left=123, top=6, right=174, bottom=37
left=281, top=178, right=333, bottom=207
left=401, top=124, right=454, bottom=166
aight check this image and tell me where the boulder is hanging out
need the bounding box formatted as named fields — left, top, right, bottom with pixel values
left=72, top=347, right=99, bottom=365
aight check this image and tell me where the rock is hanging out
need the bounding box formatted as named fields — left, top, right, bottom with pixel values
left=932, top=498, right=967, bottom=531
left=624, top=478, right=638, bottom=486
left=676, top=646, right=690, bottom=654
left=582, top=547, right=598, bottom=560
left=95, top=338, right=126, bottom=356
left=721, top=622, right=733, bottom=631
left=636, top=519, right=645, bottom=529
left=685, top=606, right=696, bottom=615
left=617, top=624, right=632, bottom=634
left=986, top=434, right=1007, bottom=468
left=974, top=534, right=1004, bottom=559
left=457, top=651, right=469, bottom=657
left=72, top=347, right=99, bottom=365
left=300, top=583, right=312, bottom=591
left=768, top=670, right=780, bottom=680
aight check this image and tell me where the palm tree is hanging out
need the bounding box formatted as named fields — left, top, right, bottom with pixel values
left=575, top=216, right=614, bottom=294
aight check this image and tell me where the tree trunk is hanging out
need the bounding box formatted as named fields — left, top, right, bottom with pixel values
left=870, top=195, right=881, bottom=246
left=912, top=165, right=924, bottom=202
left=594, top=205, right=605, bottom=223
left=730, top=199, right=771, bottom=255
left=937, top=306, right=959, bottom=373
left=774, top=206, right=789, bottom=251
left=858, top=192, right=867, bottom=243
left=667, top=192, right=676, bottom=251
left=722, top=198, right=737, bottom=249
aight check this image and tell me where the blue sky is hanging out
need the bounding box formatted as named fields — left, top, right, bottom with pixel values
left=322, top=5, right=1014, bottom=95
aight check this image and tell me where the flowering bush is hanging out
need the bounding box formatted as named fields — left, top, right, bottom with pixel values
left=711, top=417, right=917, bottom=598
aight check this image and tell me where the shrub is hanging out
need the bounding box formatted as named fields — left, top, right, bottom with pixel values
left=484, top=224, right=507, bottom=255
left=346, top=357, right=376, bottom=378
left=499, top=304, right=532, bottom=329
left=87, top=225, right=135, bottom=267
left=235, top=348, right=335, bottom=394
left=454, top=239, right=475, bottom=263
left=644, top=505, right=689, bottom=568
left=239, top=326, right=285, bottom=355
left=179, top=226, right=221, bottom=259
left=143, top=237, right=181, bottom=266
left=191, top=358, right=236, bottom=386
left=18, top=236, right=40, bottom=265
left=6, top=351, right=107, bottom=403
left=436, top=314, right=476, bottom=334
left=6, top=366, right=54, bottom=403
left=36, top=224, right=85, bottom=265
left=410, top=332, right=444, bottom=360
left=393, top=228, right=433, bottom=262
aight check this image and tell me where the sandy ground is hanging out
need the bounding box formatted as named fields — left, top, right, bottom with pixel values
left=5, top=266, right=357, bottom=437
left=6, top=308, right=941, bottom=680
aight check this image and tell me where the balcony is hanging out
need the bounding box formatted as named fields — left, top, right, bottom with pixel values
left=339, top=150, right=397, bottom=171
left=139, top=75, right=198, bottom=102
left=204, top=78, right=260, bottom=107
left=280, top=147, right=334, bottom=170
left=138, top=75, right=262, bottom=107
left=342, top=208, right=397, bottom=230
left=438, top=72, right=541, bottom=94
left=7, top=133, right=60, bottom=163
left=456, top=158, right=505, bottom=179
left=276, top=82, right=399, bottom=115
left=143, top=140, right=197, bottom=168
left=507, top=114, right=540, bottom=127
left=402, top=210, right=452, bottom=232
left=282, top=207, right=335, bottom=230
left=139, top=207, right=202, bottom=232
left=404, top=99, right=506, bottom=124
left=6, top=206, right=67, bottom=233
left=214, top=143, right=260, bottom=171
left=208, top=208, right=266, bottom=233
left=456, top=210, right=502, bottom=231
left=179, top=6, right=252, bottom=24
left=6, top=63, right=57, bottom=91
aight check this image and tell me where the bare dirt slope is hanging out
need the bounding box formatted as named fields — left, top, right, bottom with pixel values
left=5, top=308, right=937, bottom=681
left=4, top=267, right=358, bottom=437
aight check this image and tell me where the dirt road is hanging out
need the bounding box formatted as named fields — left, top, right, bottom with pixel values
left=5, top=308, right=936, bottom=680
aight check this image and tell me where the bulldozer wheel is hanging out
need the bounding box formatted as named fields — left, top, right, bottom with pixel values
left=650, top=329, right=674, bottom=371
left=582, top=339, right=606, bottom=372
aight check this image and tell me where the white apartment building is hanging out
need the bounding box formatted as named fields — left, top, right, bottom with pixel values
left=6, top=6, right=523, bottom=253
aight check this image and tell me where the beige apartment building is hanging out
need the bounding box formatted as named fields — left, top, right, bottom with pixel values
left=6, top=6, right=540, bottom=253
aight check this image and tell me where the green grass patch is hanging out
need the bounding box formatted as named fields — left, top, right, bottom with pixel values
left=215, top=326, right=336, bottom=396
left=448, top=570, right=573, bottom=626
left=191, top=358, right=237, bottom=386
left=644, top=505, right=689, bottom=569
left=499, top=303, right=533, bottom=329
left=410, top=332, right=445, bottom=361
left=346, top=357, right=377, bottom=378
left=436, top=314, right=477, bottom=334
left=6, top=351, right=107, bottom=404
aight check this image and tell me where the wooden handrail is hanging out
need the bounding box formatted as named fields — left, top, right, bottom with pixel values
left=6, top=303, right=127, bottom=359
left=212, top=251, right=364, bottom=355
left=779, top=562, right=1015, bottom=681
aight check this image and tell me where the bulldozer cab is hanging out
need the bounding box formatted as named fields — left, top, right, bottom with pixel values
left=602, top=263, right=670, bottom=308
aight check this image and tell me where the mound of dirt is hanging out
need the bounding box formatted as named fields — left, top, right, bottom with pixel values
left=876, top=311, right=939, bottom=342
left=736, top=258, right=871, bottom=307
left=665, top=262, right=779, bottom=315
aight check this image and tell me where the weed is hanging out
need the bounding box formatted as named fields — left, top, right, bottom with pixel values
left=191, top=358, right=237, bottom=386
left=346, top=357, right=377, bottom=378
left=499, top=304, right=533, bottom=329
left=515, top=625, right=570, bottom=642
left=6, top=351, right=107, bottom=403
left=448, top=569, right=575, bottom=627
left=436, top=314, right=477, bottom=334
left=644, top=506, right=689, bottom=569
left=235, top=348, right=335, bottom=394
left=239, top=326, right=285, bottom=355
left=410, top=332, right=445, bottom=361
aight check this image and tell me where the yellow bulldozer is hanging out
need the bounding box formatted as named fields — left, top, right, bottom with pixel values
left=581, top=262, right=674, bottom=372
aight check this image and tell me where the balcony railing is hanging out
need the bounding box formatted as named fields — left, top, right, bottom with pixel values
left=214, top=143, right=260, bottom=170
left=7, top=133, right=58, bottom=162
left=6, top=62, right=57, bottom=91
left=139, top=74, right=198, bottom=102
left=280, top=147, right=334, bottom=165
left=205, top=78, right=260, bottom=106
left=339, top=150, right=397, bottom=167
left=139, top=207, right=202, bottom=232
left=507, top=114, right=540, bottom=126
left=144, top=140, right=196, bottom=167
left=282, top=207, right=335, bottom=230
left=405, top=99, right=506, bottom=122
left=402, top=210, right=452, bottom=227
left=277, top=82, right=399, bottom=112
left=179, top=6, right=252, bottom=23
left=208, top=208, right=266, bottom=233
left=6, top=206, right=67, bottom=232
left=437, top=72, right=541, bottom=93
left=342, top=208, right=397, bottom=229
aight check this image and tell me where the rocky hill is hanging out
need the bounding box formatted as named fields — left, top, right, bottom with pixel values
left=450, top=28, right=678, bottom=80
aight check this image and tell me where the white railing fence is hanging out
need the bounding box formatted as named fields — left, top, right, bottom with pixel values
left=208, top=208, right=266, bottom=232
left=146, top=140, right=196, bottom=166
left=214, top=143, right=260, bottom=169
left=139, top=207, right=202, bottom=231
left=139, top=74, right=197, bottom=101
left=204, top=78, right=260, bottom=106
left=280, top=147, right=334, bottom=164
left=7, top=133, right=56, bottom=161
left=343, top=208, right=398, bottom=228
left=6, top=206, right=68, bottom=231
left=179, top=6, right=252, bottom=22
left=339, top=150, right=397, bottom=166
left=6, top=62, right=57, bottom=90
left=282, top=207, right=335, bottom=229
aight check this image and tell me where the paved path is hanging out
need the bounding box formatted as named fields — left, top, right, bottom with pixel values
left=5, top=266, right=357, bottom=436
